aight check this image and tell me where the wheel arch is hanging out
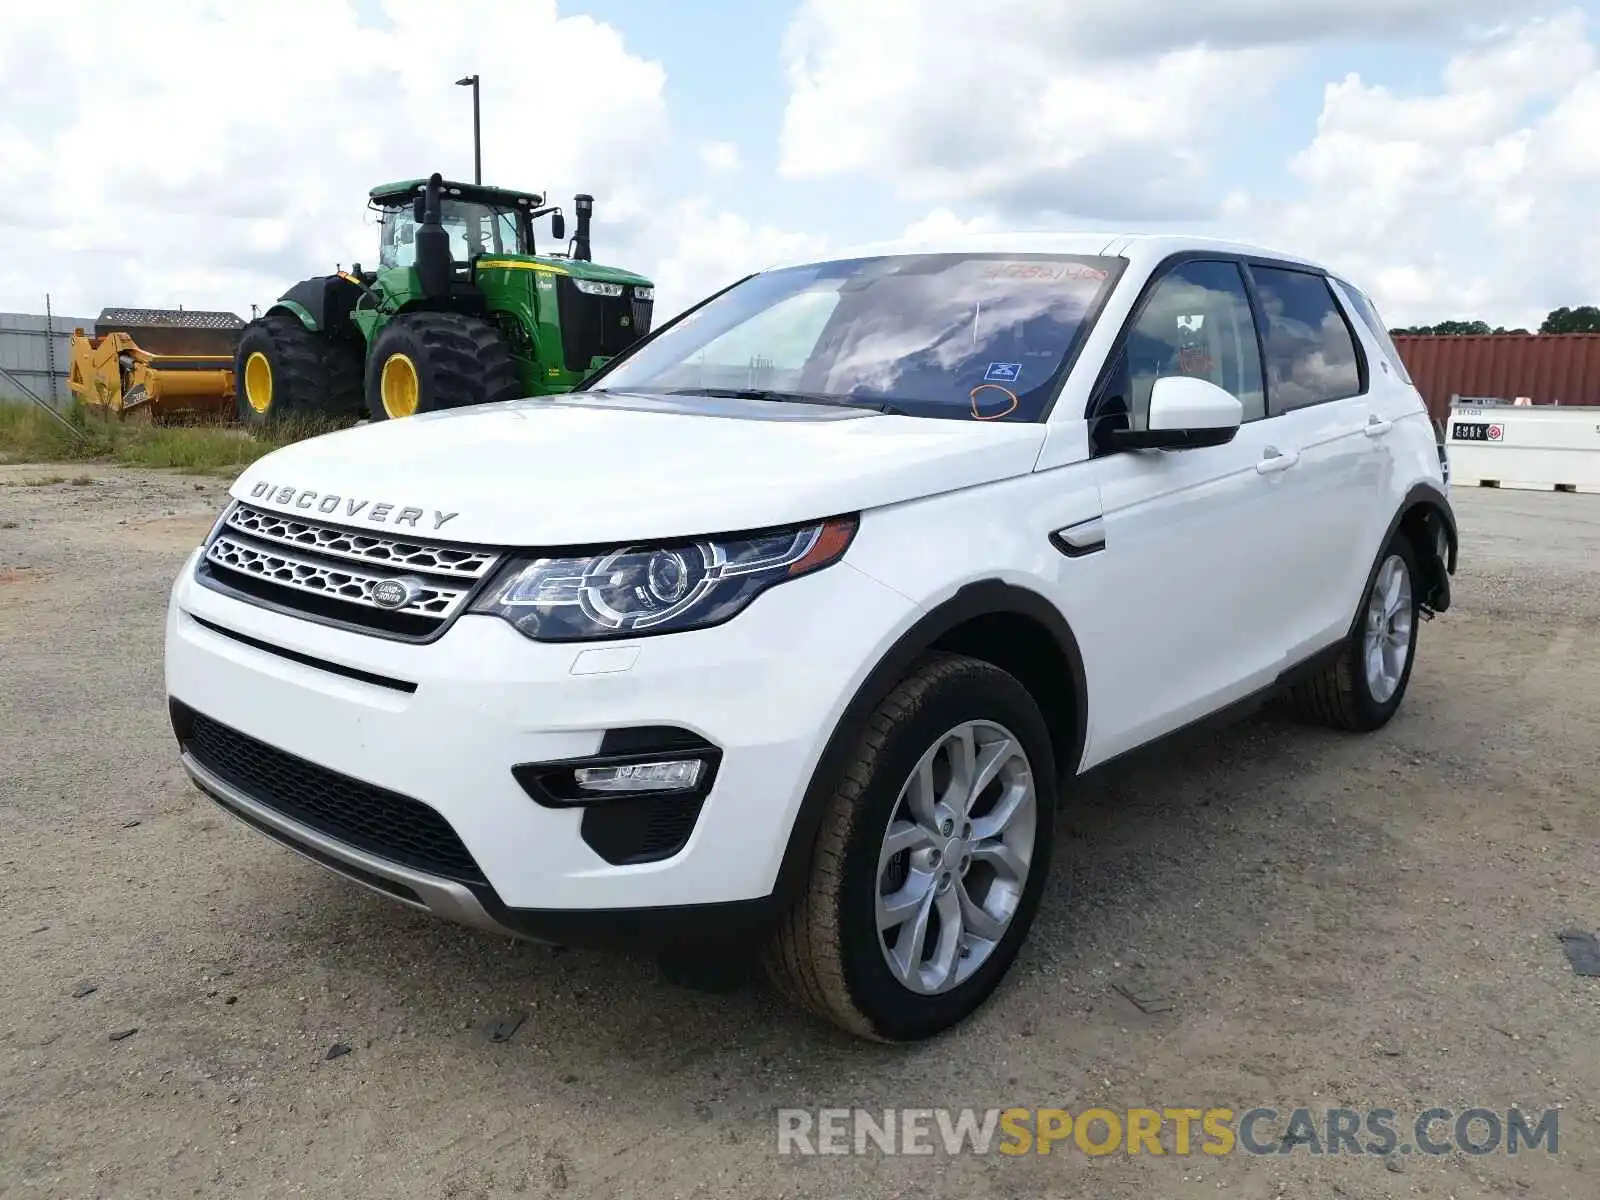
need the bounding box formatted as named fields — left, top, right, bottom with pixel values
left=771, top=580, right=1088, bottom=906
left=1388, top=481, right=1458, bottom=616
left=271, top=276, right=367, bottom=339
left=1347, top=482, right=1457, bottom=634
left=267, top=298, right=320, bottom=333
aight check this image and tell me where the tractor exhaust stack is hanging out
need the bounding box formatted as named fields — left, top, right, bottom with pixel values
left=414, top=173, right=453, bottom=299
left=572, top=194, right=593, bottom=262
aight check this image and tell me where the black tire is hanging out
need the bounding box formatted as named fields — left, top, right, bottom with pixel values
left=363, top=312, right=520, bottom=422
left=764, top=653, right=1057, bottom=1042
left=1286, top=534, right=1422, bottom=732
left=322, top=338, right=366, bottom=418
left=233, top=312, right=363, bottom=430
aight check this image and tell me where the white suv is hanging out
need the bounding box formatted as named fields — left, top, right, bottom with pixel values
left=165, top=234, right=1457, bottom=1041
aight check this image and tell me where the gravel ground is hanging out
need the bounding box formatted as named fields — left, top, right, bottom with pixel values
left=2, top=465, right=1599, bottom=1199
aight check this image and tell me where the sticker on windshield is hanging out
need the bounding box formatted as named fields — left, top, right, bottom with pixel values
left=984, top=362, right=1022, bottom=383
left=982, top=263, right=1111, bottom=283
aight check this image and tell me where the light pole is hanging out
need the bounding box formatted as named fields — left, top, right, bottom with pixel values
left=455, top=74, right=481, bottom=183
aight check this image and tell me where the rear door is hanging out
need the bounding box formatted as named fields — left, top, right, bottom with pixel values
left=1331, top=273, right=1438, bottom=482
left=1244, top=263, right=1385, bottom=660
left=1071, top=258, right=1302, bottom=766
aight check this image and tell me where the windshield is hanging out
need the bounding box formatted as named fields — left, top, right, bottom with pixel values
left=590, top=253, right=1125, bottom=420
left=378, top=200, right=526, bottom=269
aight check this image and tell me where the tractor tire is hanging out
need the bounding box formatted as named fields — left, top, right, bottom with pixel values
left=234, top=312, right=363, bottom=430
left=322, top=338, right=366, bottom=419
left=364, top=312, right=520, bottom=422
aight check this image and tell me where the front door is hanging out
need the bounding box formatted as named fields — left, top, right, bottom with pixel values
left=1067, top=258, right=1300, bottom=767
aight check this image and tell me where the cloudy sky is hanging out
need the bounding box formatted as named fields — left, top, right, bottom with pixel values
left=3, top=0, right=1598, bottom=331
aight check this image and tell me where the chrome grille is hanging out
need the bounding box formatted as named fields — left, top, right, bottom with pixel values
left=224, top=504, right=497, bottom=579
left=199, top=503, right=502, bottom=640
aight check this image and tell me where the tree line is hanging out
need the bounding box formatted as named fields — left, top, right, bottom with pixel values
left=1391, top=306, right=1600, bottom=337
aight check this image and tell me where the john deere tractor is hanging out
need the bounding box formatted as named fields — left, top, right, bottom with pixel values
left=234, top=173, right=654, bottom=426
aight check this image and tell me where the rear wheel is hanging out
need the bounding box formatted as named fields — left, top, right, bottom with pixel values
left=764, top=654, right=1057, bottom=1042
left=364, top=312, right=520, bottom=422
left=1286, top=534, right=1421, bottom=732
left=233, top=312, right=364, bottom=429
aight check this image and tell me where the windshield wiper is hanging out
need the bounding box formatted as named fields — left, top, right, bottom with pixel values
left=657, top=387, right=906, bottom=415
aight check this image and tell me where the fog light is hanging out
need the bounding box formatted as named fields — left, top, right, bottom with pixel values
left=573, top=759, right=704, bottom=794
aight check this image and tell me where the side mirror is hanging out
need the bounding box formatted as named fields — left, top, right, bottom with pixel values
left=1111, top=375, right=1242, bottom=451
left=550, top=212, right=566, bottom=241
left=412, top=196, right=425, bottom=222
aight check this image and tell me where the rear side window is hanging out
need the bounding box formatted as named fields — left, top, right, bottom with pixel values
left=1250, top=266, right=1363, bottom=413
left=1331, top=278, right=1414, bottom=385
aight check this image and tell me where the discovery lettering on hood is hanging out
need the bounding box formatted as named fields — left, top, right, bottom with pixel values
left=247, top=481, right=459, bottom=532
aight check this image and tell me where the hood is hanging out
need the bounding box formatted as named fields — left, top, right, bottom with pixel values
left=231, top=392, right=1046, bottom=546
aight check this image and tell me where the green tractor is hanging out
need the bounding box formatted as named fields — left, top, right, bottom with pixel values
left=234, top=173, right=654, bottom=426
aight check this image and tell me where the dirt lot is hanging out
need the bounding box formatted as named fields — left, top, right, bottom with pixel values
left=3, top=464, right=1599, bottom=1199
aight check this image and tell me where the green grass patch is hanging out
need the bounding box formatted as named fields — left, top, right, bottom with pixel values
left=0, top=399, right=345, bottom=476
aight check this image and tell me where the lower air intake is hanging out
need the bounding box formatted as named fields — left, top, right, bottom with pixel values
left=176, top=703, right=486, bottom=885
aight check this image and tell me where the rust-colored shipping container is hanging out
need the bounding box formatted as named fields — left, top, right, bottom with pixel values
left=1393, top=333, right=1600, bottom=422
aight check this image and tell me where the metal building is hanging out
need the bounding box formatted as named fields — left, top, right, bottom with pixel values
left=0, top=309, right=97, bottom=411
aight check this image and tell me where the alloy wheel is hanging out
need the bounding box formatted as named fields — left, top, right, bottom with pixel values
left=875, top=720, right=1037, bottom=995
left=1363, top=553, right=1414, bottom=704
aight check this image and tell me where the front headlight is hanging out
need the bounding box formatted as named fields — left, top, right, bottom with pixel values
left=470, top=516, right=858, bottom=641
left=632, top=286, right=654, bottom=301
left=571, top=278, right=625, bottom=297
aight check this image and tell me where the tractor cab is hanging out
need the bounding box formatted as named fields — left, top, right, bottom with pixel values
left=369, top=179, right=555, bottom=271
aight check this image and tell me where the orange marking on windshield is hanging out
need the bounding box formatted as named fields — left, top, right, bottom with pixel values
left=981, top=263, right=1110, bottom=283
left=970, top=384, right=1019, bottom=421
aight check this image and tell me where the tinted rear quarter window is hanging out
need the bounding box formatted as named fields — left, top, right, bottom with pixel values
left=1331, top=278, right=1414, bottom=385
left=1250, top=266, right=1363, bottom=412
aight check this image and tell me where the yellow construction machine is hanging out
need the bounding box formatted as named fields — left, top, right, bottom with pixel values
left=68, top=308, right=244, bottom=421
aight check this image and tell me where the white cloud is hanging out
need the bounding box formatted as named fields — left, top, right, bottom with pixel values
left=0, top=0, right=807, bottom=329
left=778, top=0, right=1525, bottom=222
left=10, top=0, right=1592, bottom=346
left=698, top=141, right=743, bottom=174
left=641, top=200, right=830, bottom=318
left=1234, top=11, right=1600, bottom=329
left=897, top=209, right=1004, bottom=242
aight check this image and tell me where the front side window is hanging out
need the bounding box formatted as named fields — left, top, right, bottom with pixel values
left=1251, top=266, right=1363, bottom=412
left=1100, top=260, right=1266, bottom=433
left=590, top=253, right=1126, bottom=421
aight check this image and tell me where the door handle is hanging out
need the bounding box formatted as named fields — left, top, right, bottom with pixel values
left=1256, top=446, right=1300, bottom=475
left=1365, top=414, right=1394, bottom=438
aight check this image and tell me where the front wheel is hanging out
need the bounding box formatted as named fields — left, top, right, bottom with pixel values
left=1286, top=535, right=1421, bottom=731
left=764, top=654, right=1057, bottom=1042
left=364, top=312, right=520, bottom=422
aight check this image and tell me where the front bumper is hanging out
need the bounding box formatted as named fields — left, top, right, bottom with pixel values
left=164, top=547, right=915, bottom=942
